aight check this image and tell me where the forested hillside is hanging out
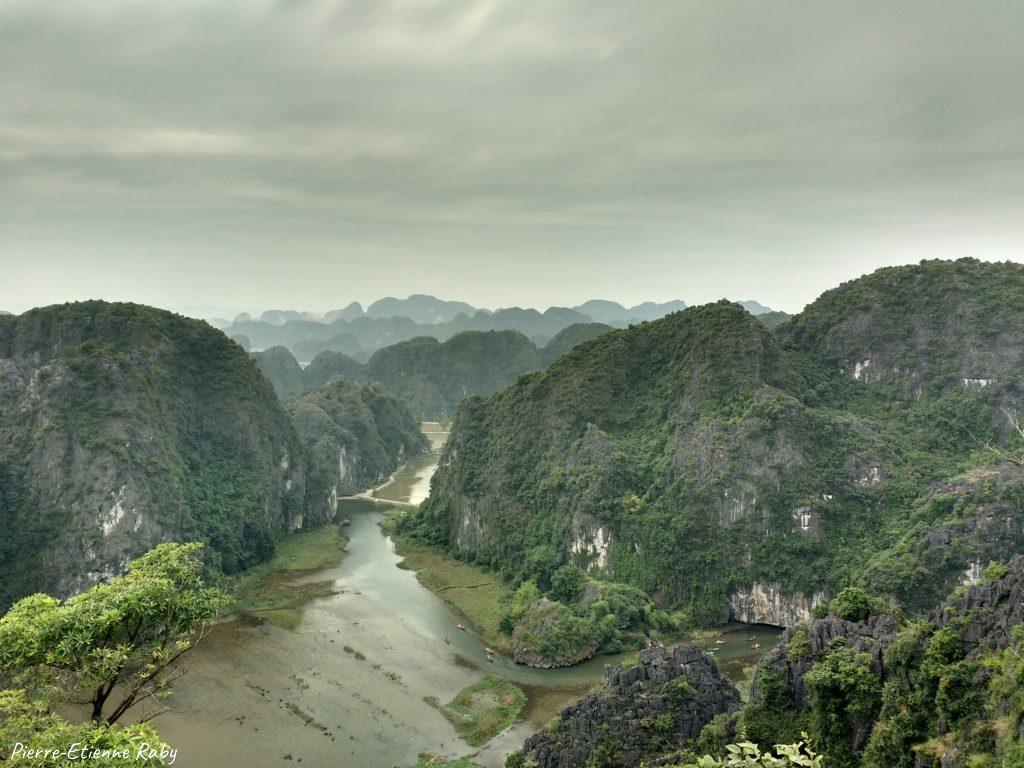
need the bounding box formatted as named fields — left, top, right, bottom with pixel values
left=254, top=326, right=618, bottom=420
left=0, top=302, right=427, bottom=610
left=291, top=379, right=430, bottom=523
left=363, top=330, right=543, bottom=420
left=405, top=259, right=1024, bottom=629
left=252, top=345, right=364, bottom=398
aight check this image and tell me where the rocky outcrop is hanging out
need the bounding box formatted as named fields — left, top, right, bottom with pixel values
left=751, top=613, right=899, bottom=710
left=728, top=582, right=828, bottom=627
left=931, top=554, right=1024, bottom=659
left=861, top=467, right=1024, bottom=611
left=517, top=644, right=740, bottom=768
left=511, top=598, right=600, bottom=668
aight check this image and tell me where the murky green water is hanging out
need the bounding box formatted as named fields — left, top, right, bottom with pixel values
left=153, top=427, right=779, bottom=767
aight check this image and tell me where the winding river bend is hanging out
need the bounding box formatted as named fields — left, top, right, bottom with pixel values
left=154, top=427, right=779, bottom=767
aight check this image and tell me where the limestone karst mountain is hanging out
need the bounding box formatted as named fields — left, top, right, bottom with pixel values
left=0, top=302, right=426, bottom=609
left=404, top=259, right=1024, bottom=626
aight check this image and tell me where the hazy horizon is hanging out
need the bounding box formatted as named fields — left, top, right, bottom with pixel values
left=2, top=1, right=1021, bottom=316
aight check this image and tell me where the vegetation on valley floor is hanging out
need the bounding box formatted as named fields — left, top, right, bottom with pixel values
left=384, top=512, right=515, bottom=653
left=425, top=674, right=527, bottom=747
left=229, top=523, right=349, bottom=630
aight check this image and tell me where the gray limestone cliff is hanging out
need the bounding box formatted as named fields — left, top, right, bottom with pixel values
left=515, top=645, right=740, bottom=768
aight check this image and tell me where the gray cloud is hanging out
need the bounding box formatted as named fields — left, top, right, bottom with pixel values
left=1, top=0, right=1021, bottom=315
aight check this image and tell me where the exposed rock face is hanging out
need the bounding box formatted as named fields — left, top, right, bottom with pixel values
left=0, top=302, right=307, bottom=607
left=755, top=564, right=1024, bottom=693
left=782, top=258, right=1024, bottom=395
left=862, top=466, right=1024, bottom=609
left=289, top=379, right=430, bottom=526
left=931, top=554, right=1024, bottom=659
left=728, top=582, right=828, bottom=627
left=752, top=613, right=900, bottom=711
left=745, top=563, right=1024, bottom=764
left=518, top=645, right=740, bottom=768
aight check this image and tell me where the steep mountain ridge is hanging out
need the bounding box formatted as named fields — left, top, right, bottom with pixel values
left=364, top=330, right=542, bottom=420
left=291, top=380, right=430, bottom=525
left=0, top=302, right=307, bottom=605
left=408, top=259, right=1024, bottom=627
left=223, top=296, right=697, bottom=361
left=254, top=326, right=618, bottom=419
left=782, top=258, right=1024, bottom=394
left=252, top=346, right=364, bottom=398
left=0, top=302, right=427, bottom=610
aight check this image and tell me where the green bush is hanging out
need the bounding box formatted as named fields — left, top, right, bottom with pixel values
left=828, top=587, right=887, bottom=622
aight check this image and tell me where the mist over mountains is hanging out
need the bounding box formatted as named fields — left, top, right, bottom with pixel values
left=215, top=294, right=783, bottom=362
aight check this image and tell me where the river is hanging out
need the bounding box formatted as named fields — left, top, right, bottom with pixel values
left=153, top=425, right=779, bottom=767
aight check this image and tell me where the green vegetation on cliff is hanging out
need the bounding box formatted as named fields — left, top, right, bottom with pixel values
left=293, top=379, right=430, bottom=520
left=364, top=330, right=542, bottom=420
left=0, top=302, right=429, bottom=610
left=403, top=259, right=1024, bottom=630
left=252, top=345, right=364, bottom=399
left=0, top=302, right=308, bottom=607
left=727, top=557, right=1024, bottom=767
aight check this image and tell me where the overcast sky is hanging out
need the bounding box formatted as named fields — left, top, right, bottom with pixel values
left=1, top=1, right=1021, bottom=316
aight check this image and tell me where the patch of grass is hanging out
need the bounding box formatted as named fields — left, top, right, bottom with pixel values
left=425, top=675, right=527, bottom=747
left=384, top=516, right=513, bottom=652
left=411, top=754, right=484, bottom=768
left=230, top=524, right=348, bottom=629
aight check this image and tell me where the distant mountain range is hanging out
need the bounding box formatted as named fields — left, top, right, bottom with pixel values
left=252, top=322, right=615, bottom=419
left=219, top=295, right=784, bottom=361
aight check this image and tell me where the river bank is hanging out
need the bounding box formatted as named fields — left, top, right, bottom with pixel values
left=149, top=423, right=778, bottom=767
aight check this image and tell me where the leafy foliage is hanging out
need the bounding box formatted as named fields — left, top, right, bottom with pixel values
left=0, top=543, right=226, bottom=725
left=827, top=588, right=887, bottom=623
left=804, top=647, right=881, bottom=767
left=677, top=740, right=821, bottom=768
left=0, top=690, right=170, bottom=767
